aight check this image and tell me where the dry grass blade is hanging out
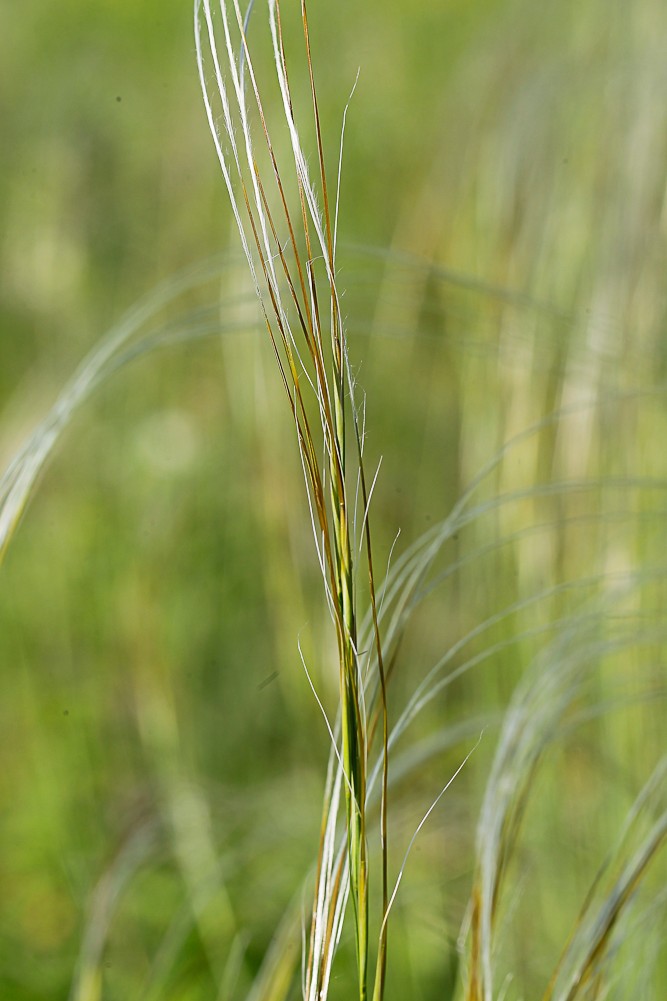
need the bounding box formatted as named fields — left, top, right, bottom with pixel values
left=0, top=256, right=247, bottom=566
left=543, top=760, right=667, bottom=1001
left=463, top=588, right=667, bottom=1001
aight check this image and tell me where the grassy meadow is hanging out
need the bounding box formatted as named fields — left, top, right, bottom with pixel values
left=1, top=1, right=666, bottom=999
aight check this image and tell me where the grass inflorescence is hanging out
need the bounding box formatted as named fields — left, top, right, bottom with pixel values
left=195, top=2, right=389, bottom=998
left=1, top=2, right=666, bottom=1000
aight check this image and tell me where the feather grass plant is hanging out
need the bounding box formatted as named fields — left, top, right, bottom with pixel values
left=191, top=3, right=667, bottom=1000
left=193, top=3, right=390, bottom=998
left=2, top=2, right=667, bottom=999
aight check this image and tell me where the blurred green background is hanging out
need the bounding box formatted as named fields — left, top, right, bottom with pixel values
left=1, top=1, right=667, bottom=998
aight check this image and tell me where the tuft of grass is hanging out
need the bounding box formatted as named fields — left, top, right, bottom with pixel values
left=193, top=4, right=667, bottom=1001
left=2, top=2, right=667, bottom=1000
left=193, top=3, right=667, bottom=1001
left=194, top=3, right=391, bottom=998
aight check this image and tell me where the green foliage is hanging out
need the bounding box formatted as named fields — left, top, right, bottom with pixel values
left=1, top=2, right=667, bottom=1000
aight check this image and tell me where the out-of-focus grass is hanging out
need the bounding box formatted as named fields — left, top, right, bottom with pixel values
left=1, top=1, right=666, bottom=999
